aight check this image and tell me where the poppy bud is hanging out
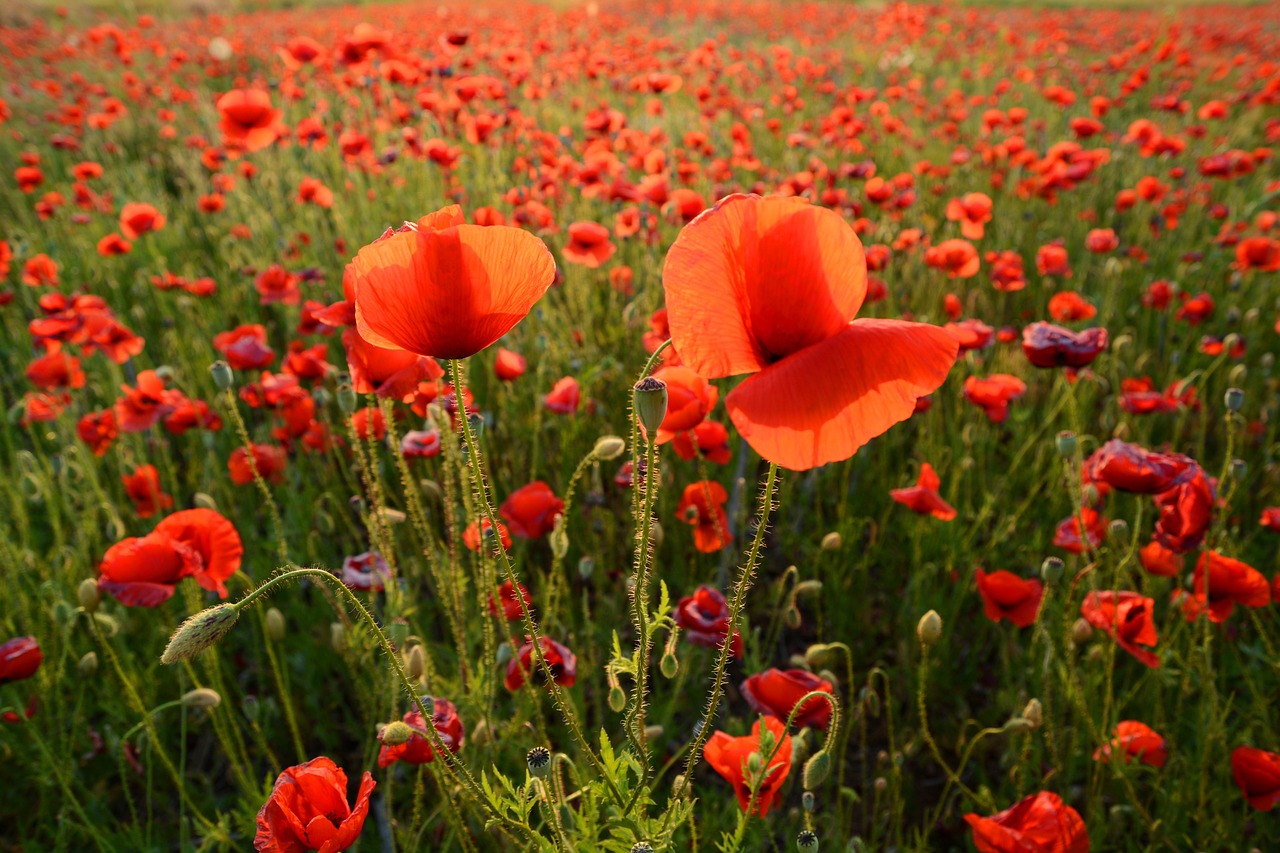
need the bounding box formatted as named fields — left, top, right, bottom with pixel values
left=633, top=376, right=669, bottom=436
left=797, top=830, right=819, bottom=851
left=794, top=579, right=823, bottom=599
left=312, top=387, right=331, bottom=408
left=660, top=651, right=678, bottom=678
left=1055, top=431, right=1077, bottom=457
left=804, top=643, right=832, bottom=669
left=860, top=686, right=881, bottom=718
left=594, top=435, right=626, bottom=460
left=1003, top=717, right=1034, bottom=734
left=265, top=607, right=285, bottom=642
left=746, top=751, right=764, bottom=776
left=820, top=531, right=842, bottom=551
left=78, top=578, right=101, bottom=613
left=608, top=685, right=626, bottom=712
left=802, top=791, right=815, bottom=812
left=649, top=520, right=664, bottom=549
left=1040, top=556, right=1064, bottom=584
left=671, top=774, right=689, bottom=798
left=550, top=518, right=569, bottom=560
left=874, top=777, right=887, bottom=793
left=209, top=360, right=233, bottom=390
left=78, top=651, right=98, bottom=676
left=182, top=688, right=222, bottom=709
left=1082, top=483, right=1101, bottom=506
left=380, top=721, right=415, bottom=746
left=1228, top=364, right=1247, bottom=385
left=631, top=844, right=654, bottom=853
left=336, top=380, right=357, bottom=414
left=803, top=750, right=831, bottom=789
left=330, top=622, right=346, bottom=652
left=644, top=725, right=663, bottom=741
left=1022, top=698, right=1042, bottom=729
left=916, top=610, right=942, bottom=648
left=527, top=746, right=551, bottom=777
left=496, top=644, right=513, bottom=666
left=161, top=604, right=240, bottom=665
left=785, top=606, right=802, bottom=629
left=387, top=620, right=408, bottom=648
left=92, top=612, right=120, bottom=636
left=577, top=556, right=595, bottom=580
left=1108, top=519, right=1129, bottom=544
left=405, top=645, right=425, bottom=681
left=1071, top=618, right=1093, bottom=645
left=193, top=492, right=218, bottom=510
left=1225, top=387, right=1244, bottom=412
left=420, top=479, right=443, bottom=502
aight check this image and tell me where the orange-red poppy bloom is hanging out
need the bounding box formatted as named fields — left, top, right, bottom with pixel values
left=1085, top=440, right=1195, bottom=494
left=342, top=328, right=441, bottom=401
left=1138, top=540, right=1182, bottom=577
left=975, top=569, right=1044, bottom=628
left=946, top=192, right=993, bottom=239
left=890, top=463, right=956, bottom=521
left=677, top=480, right=732, bottom=551
left=494, top=347, right=527, bottom=381
left=377, top=700, right=464, bottom=767
left=1081, top=591, right=1159, bottom=668
left=254, top=756, right=375, bottom=852
left=1191, top=551, right=1270, bottom=622
left=925, top=239, right=981, bottom=278
left=1022, top=323, right=1107, bottom=368
left=648, top=365, right=718, bottom=443
left=229, top=443, right=287, bottom=485
left=463, top=518, right=511, bottom=554
left=661, top=195, right=957, bottom=471
left=1233, top=746, right=1280, bottom=811
left=97, top=531, right=201, bottom=607
left=673, top=585, right=743, bottom=657
left=499, top=482, right=564, bottom=539
left=963, top=374, right=1026, bottom=423
left=350, top=205, right=555, bottom=360
left=154, top=508, right=244, bottom=598
left=217, top=88, right=282, bottom=152
left=561, top=221, right=615, bottom=267
left=119, top=202, right=165, bottom=239
left=1094, top=721, right=1167, bottom=768
left=704, top=717, right=792, bottom=816
left=741, top=668, right=835, bottom=729
left=964, top=791, right=1089, bottom=853
left=122, top=464, right=173, bottom=518
left=505, top=636, right=576, bottom=691
left=544, top=376, right=581, bottom=414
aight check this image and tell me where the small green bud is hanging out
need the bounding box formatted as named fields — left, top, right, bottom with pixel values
left=336, top=379, right=357, bottom=414
left=1003, top=717, right=1034, bottom=734
left=330, top=622, right=346, bottom=653
left=405, top=645, right=426, bottom=681
left=608, top=685, right=627, bottom=712
left=1225, top=388, right=1244, bottom=412
left=793, top=580, right=823, bottom=598
left=496, top=644, right=513, bottom=666
left=1022, top=698, right=1042, bottom=729
left=797, top=830, right=819, bottom=851
left=1071, top=618, right=1093, bottom=645
left=209, top=360, right=233, bottom=390
left=916, top=610, right=942, bottom=648
left=802, top=790, right=815, bottom=812
left=746, top=752, right=763, bottom=775
left=1040, top=556, right=1064, bottom=584
left=181, top=688, right=222, bottom=709
left=78, top=578, right=101, bottom=613
left=161, top=604, right=239, bottom=665
left=660, top=651, right=678, bottom=679
left=785, top=606, right=802, bottom=629
left=77, top=651, right=98, bottom=676
left=803, top=750, right=831, bottom=789
left=380, top=721, right=415, bottom=746
left=633, top=376, right=669, bottom=436
left=594, top=435, right=626, bottom=460
left=265, top=607, right=285, bottom=642
left=820, top=531, right=842, bottom=551
left=1055, top=430, right=1077, bottom=457
left=550, top=517, right=569, bottom=560
left=527, top=746, right=551, bottom=777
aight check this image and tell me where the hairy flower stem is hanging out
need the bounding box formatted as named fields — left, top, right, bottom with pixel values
left=448, top=359, right=627, bottom=811
left=623, top=430, right=661, bottom=797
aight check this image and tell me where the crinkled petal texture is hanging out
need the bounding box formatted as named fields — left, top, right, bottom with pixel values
left=254, top=756, right=375, bottom=853
left=154, top=508, right=243, bottom=598
left=965, top=791, right=1090, bottom=853
left=662, top=194, right=867, bottom=377
left=353, top=224, right=555, bottom=360
left=726, top=320, right=958, bottom=470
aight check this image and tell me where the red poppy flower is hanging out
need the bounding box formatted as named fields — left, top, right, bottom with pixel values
left=97, top=234, right=132, bottom=256
left=963, top=374, right=1027, bottom=423
left=741, top=668, right=835, bottom=729
left=1232, top=746, right=1280, bottom=811
left=26, top=348, right=85, bottom=391
left=342, top=328, right=441, bottom=402
left=649, top=365, right=719, bottom=443
left=505, top=636, right=577, bottom=691
left=400, top=429, right=441, bottom=459
left=342, top=552, right=391, bottom=592
left=1262, top=507, right=1280, bottom=532
left=494, top=347, right=527, bottom=381
left=1035, top=244, right=1072, bottom=278
left=0, top=637, right=42, bottom=684
left=119, top=202, right=165, bottom=239
left=297, top=178, right=333, bottom=209
left=377, top=699, right=464, bottom=767
left=677, top=480, right=732, bottom=551
left=254, top=756, right=375, bottom=853
left=964, top=791, right=1089, bottom=853
left=98, top=532, right=201, bottom=607
left=256, top=265, right=302, bottom=306
left=926, top=239, right=981, bottom=278
left=488, top=581, right=533, bottom=622
left=1084, top=440, right=1195, bottom=494
left=1094, top=721, right=1167, bottom=768
left=121, top=464, right=173, bottom=518
left=77, top=409, right=118, bottom=456
left=1081, top=591, right=1159, bottom=668
left=945, top=193, right=993, bottom=240
left=218, top=88, right=282, bottom=152
left=1138, top=540, right=1182, bottom=578
left=115, top=370, right=171, bottom=432
left=462, top=518, right=512, bottom=554
left=890, top=463, right=956, bottom=521
left=500, top=482, right=564, bottom=539
left=1153, top=467, right=1214, bottom=553
left=704, top=717, right=792, bottom=817
left=1084, top=228, right=1118, bottom=253
left=351, top=206, right=555, bottom=360
left=975, top=570, right=1044, bottom=628
left=673, top=585, right=743, bottom=657
left=1191, top=551, right=1270, bottom=623
left=1054, top=507, right=1107, bottom=554
left=1022, top=323, right=1107, bottom=368
left=672, top=419, right=732, bottom=465
left=562, top=221, right=615, bottom=267
left=154, top=508, right=244, bottom=598
left=21, top=254, right=58, bottom=287
left=1048, top=291, right=1096, bottom=322
left=544, top=376, right=581, bottom=414
left=214, top=324, right=276, bottom=370
left=661, top=195, right=957, bottom=471
left=229, top=443, right=287, bottom=485
left=945, top=318, right=995, bottom=353
left=1175, top=292, right=1214, bottom=325
left=1234, top=237, right=1280, bottom=272
left=350, top=407, right=386, bottom=441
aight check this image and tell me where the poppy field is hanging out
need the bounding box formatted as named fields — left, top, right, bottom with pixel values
left=2, top=0, right=1280, bottom=850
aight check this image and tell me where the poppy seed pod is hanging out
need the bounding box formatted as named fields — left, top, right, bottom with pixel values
left=209, top=360, right=233, bottom=390
left=182, top=688, right=222, bottom=709
left=1040, top=556, right=1064, bottom=584
left=797, top=830, right=819, bottom=851
left=1225, top=387, right=1244, bottom=412
left=577, top=556, right=595, bottom=580
left=1230, top=459, right=1247, bottom=480
left=802, top=791, right=815, bottom=812
left=1055, top=430, right=1077, bottom=457
left=803, top=750, right=831, bottom=789
left=917, top=610, right=943, bottom=648
left=527, top=746, right=551, bottom=777
left=161, top=604, right=240, bottom=665
left=336, top=380, right=357, bottom=414
left=594, top=435, right=626, bottom=460
left=820, top=531, right=842, bottom=551
left=631, top=844, right=654, bottom=853
left=633, top=376, right=669, bottom=435
left=78, top=578, right=101, bottom=613
left=265, top=607, right=285, bottom=642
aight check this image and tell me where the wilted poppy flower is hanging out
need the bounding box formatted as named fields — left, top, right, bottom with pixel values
left=500, top=482, right=564, bottom=539
left=122, top=465, right=173, bottom=518
left=463, top=518, right=512, bottom=553
left=562, top=221, right=615, bottom=267
left=649, top=365, right=718, bottom=443
left=661, top=195, right=957, bottom=471
left=98, top=531, right=201, bottom=607
left=505, top=636, right=577, bottom=691
left=1081, top=591, right=1159, bottom=668
left=0, top=637, right=42, bottom=684
left=1022, top=323, right=1107, bottom=368
left=119, top=203, right=165, bottom=239
left=544, top=377, right=581, bottom=414
left=945, top=193, right=993, bottom=239
left=229, top=444, right=287, bottom=485
left=1232, top=746, right=1280, bottom=811
left=1094, top=721, right=1167, bottom=768
left=1153, top=467, right=1214, bottom=553
left=254, top=756, right=375, bottom=852
left=964, top=791, right=1089, bottom=853
left=377, top=699, right=464, bottom=767
left=673, top=585, right=743, bottom=657
left=963, top=374, right=1027, bottom=423
left=218, top=89, right=282, bottom=152
left=1085, top=440, right=1195, bottom=494
left=975, top=570, right=1044, bottom=628
left=677, top=480, right=732, bottom=551
left=1138, top=540, right=1182, bottom=577
left=488, top=581, right=533, bottom=622
left=342, top=552, right=391, bottom=592
left=1191, top=551, right=1270, bottom=622
left=704, top=717, right=792, bottom=817
left=890, top=463, right=957, bottom=521
left=350, top=205, right=556, bottom=360
left=494, top=348, right=527, bottom=381
left=741, top=668, right=835, bottom=729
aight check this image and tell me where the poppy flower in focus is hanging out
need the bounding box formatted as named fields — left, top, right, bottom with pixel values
left=350, top=205, right=556, bottom=360
left=964, top=791, right=1089, bottom=853
left=494, top=348, right=526, bottom=381
left=488, top=581, right=533, bottom=622
left=505, top=636, right=577, bottom=691
left=218, top=88, right=282, bottom=152
left=974, top=570, right=1044, bottom=628
left=1022, top=323, right=1107, bottom=368
left=741, top=668, right=835, bottom=729
left=253, top=756, right=375, bottom=852
left=463, top=518, right=512, bottom=554
left=1190, top=551, right=1270, bottom=622
left=1094, top=721, right=1167, bottom=768
left=229, top=444, right=287, bottom=485
left=1232, top=746, right=1280, bottom=811
left=0, top=637, right=42, bottom=685
left=649, top=365, right=719, bottom=443
left=377, top=699, right=464, bottom=767
left=963, top=374, right=1026, bottom=423
left=890, top=463, right=957, bottom=521
left=704, top=717, right=792, bottom=816
left=673, top=585, right=743, bottom=657
left=945, top=193, right=993, bottom=239
left=154, top=508, right=244, bottom=598
left=500, top=482, right=564, bottom=539
left=97, top=531, right=201, bottom=607
left=677, top=480, right=732, bottom=551
left=343, top=328, right=442, bottom=402
left=661, top=195, right=957, bottom=471
left=119, top=203, right=165, bottom=239
left=1081, top=590, right=1159, bottom=668
left=561, top=221, right=615, bottom=267
left=121, top=464, right=173, bottom=518
left=543, top=377, right=581, bottom=414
